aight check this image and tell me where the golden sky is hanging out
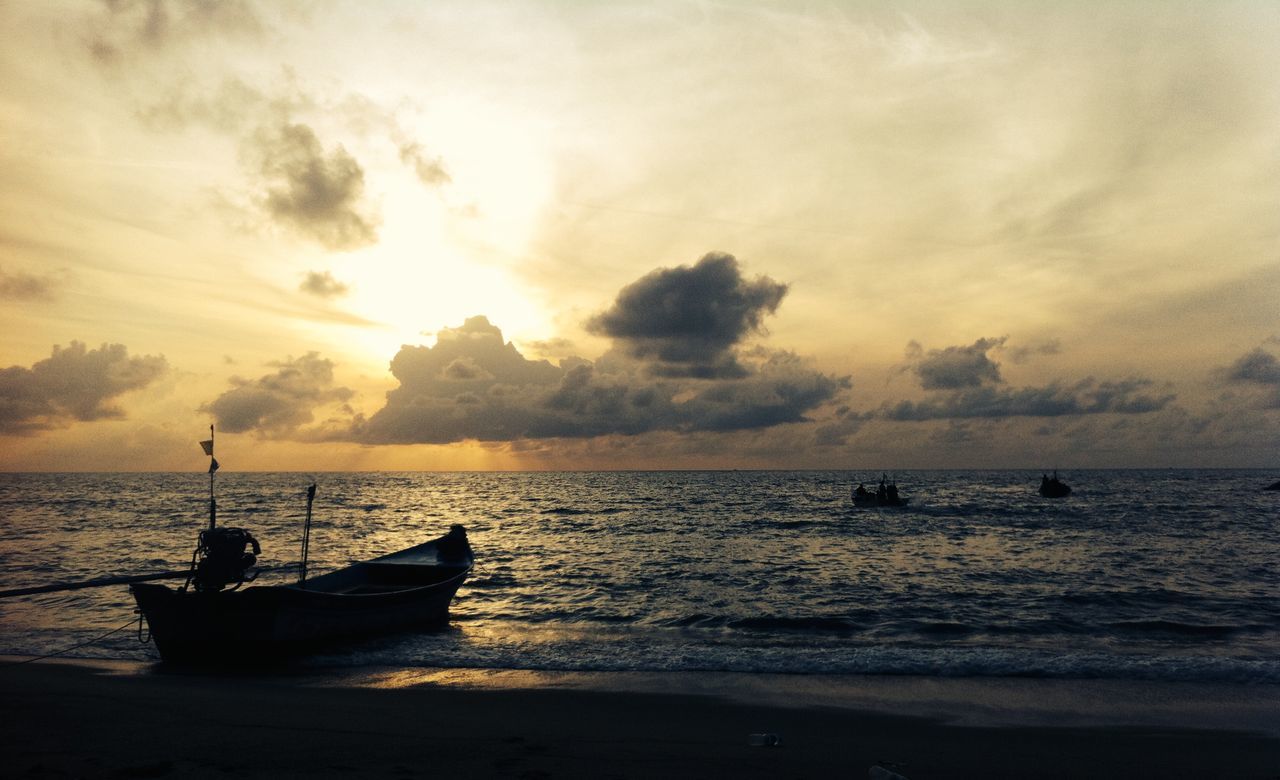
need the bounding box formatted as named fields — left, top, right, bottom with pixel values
left=1, top=0, right=1277, bottom=470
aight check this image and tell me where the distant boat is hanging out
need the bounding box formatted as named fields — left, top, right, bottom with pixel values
left=1265, top=480, right=1280, bottom=491
left=132, top=525, right=473, bottom=664
left=852, top=476, right=909, bottom=507
left=1038, top=471, right=1071, bottom=498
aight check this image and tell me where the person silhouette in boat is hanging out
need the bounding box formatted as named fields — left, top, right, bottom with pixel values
left=876, top=476, right=887, bottom=503
left=886, top=481, right=900, bottom=505
left=854, top=483, right=869, bottom=501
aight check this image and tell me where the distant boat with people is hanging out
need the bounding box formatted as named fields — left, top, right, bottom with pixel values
left=852, top=475, right=909, bottom=507
left=1038, top=471, right=1071, bottom=498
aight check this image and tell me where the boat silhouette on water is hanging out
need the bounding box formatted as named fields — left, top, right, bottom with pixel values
left=852, top=476, right=909, bottom=508
left=1038, top=471, right=1071, bottom=498
left=130, top=427, right=473, bottom=665
left=131, top=525, right=472, bottom=664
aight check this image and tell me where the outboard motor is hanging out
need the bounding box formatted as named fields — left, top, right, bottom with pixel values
left=436, top=524, right=472, bottom=565
left=189, top=527, right=261, bottom=592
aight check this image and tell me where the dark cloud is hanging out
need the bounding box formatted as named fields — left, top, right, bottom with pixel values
left=248, top=122, right=379, bottom=251
left=299, top=270, right=349, bottom=298
left=908, top=337, right=1006, bottom=390
left=880, top=337, right=1172, bottom=421
left=586, top=253, right=787, bottom=378
left=0, top=268, right=58, bottom=301
left=0, top=342, right=168, bottom=435
left=1227, top=347, right=1280, bottom=385
left=398, top=141, right=451, bottom=187
left=814, top=406, right=871, bottom=446
left=354, top=316, right=846, bottom=445
left=884, top=378, right=1175, bottom=420
left=1225, top=346, right=1280, bottom=408
left=202, top=353, right=354, bottom=435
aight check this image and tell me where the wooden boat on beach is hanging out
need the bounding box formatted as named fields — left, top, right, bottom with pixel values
left=131, top=525, right=473, bottom=664
left=128, top=426, right=473, bottom=664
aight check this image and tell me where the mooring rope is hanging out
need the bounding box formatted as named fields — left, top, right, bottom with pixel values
left=0, top=616, right=140, bottom=669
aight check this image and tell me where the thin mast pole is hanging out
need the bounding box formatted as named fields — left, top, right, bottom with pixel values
left=299, top=482, right=317, bottom=587
left=208, top=424, right=216, bottom=530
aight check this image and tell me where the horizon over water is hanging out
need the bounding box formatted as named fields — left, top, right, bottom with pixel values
left=0, top=470, right=1276, bottom=683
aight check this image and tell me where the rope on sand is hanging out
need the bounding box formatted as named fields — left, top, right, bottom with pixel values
left=0, top=617, right=140, bottom=669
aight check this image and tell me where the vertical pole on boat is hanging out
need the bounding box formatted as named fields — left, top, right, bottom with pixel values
left=299, top=481, right=316, bottom=587
left=200, top=425, right=219, bottom=530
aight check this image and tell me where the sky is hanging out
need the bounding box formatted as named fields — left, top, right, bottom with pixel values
left=1, top=0, right=1277, bottom=471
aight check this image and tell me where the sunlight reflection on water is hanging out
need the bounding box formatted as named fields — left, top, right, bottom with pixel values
left=0, top=470, right=1276, bottom=681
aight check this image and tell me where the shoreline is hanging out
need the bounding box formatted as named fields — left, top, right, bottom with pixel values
left=3, top=658, right=1277, bottom=778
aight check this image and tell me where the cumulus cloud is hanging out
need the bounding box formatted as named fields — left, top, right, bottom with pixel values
left=0, top=342, right=168, bottom=434
left=299, top=270, right=349, bottom=298
left=586, top=253, right=787, bottom=378
left=354, top=315, right=846, bottom=445
left=202, top=352, right=354, bottom=435
left=881, top=337, right=1175, bottom=421
left=1225, top=346, right=1280, bottom=408
left=1227, top=347, right=1280, bottom=385
left=0, top=267, right=58, bottom=301
left=248, top=122, right=379, bottom=251
left=906, top=337, right=1006, bottom=390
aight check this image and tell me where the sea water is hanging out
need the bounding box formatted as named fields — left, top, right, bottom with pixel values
left=0, top=470, right=1276, bottom=682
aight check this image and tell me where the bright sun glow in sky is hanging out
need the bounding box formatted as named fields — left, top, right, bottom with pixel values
left=0, top=1, right=1277, bottom=471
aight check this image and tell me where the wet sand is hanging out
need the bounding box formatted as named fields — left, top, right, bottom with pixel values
left=1, top=658, right=1277, bottom=779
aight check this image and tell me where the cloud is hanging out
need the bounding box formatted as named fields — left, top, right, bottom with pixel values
left=814, top=406, right=872, bottom=446
left=398, top=141, right=451, bottom=187
left=1006, top=339, right=1062, bottom=364
left=884, top=377, right=1175, bottom=420
left=354, top=315, right=846, bottom=445
left=880, top=337, right=1174, bottom=421
left=518, top=337, right=577, bottom=360
left=1227, top=347, right=1280, bottom=385
left=202, top=352, right=354, bottom=435
left=586, top=253, right=787, bottom=378
left=299, top=270, right=349, bottom=298
left=907, top=337, right=1006, bottom=390
left=0, top=342, right=168, bottom=435
left=0, top=267, right=58, bottom=301
left=1225, top=346, right=1280, bottom=408
left=247, top=122, right=379, bottom=251
left=86, top=0, right=264, bottom=66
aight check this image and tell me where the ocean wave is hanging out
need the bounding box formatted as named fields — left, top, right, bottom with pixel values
left=1107, top=620, right=1243, bottom=638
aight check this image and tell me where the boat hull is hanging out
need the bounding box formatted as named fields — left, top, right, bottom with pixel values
left=853, top=494, right=909, bottom=508
left=132, top=570, right=467, bottom=664
left=132, top=528, right=473, bottom=664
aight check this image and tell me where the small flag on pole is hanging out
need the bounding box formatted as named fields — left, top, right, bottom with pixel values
left=209, top=457, right=220, bottom=474
left=199, top=439, right=214, bottom=456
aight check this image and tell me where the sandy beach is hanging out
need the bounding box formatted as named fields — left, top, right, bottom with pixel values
left=2, top=658, right=1276, bottom=779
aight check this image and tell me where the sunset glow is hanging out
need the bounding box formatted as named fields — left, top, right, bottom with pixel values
left=1, top=1, right=1277, bottom=470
